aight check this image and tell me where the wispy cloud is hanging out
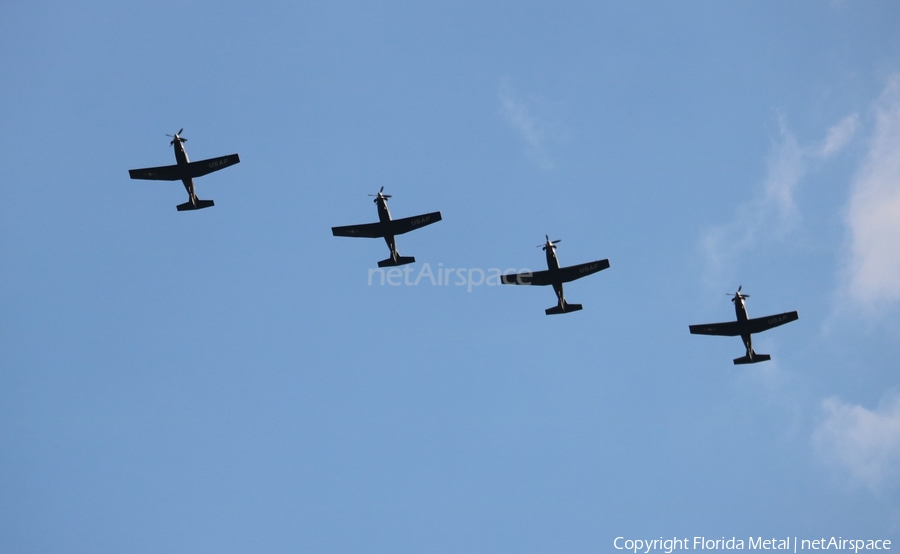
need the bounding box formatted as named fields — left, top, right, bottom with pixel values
left=701, top=114, right=857, bottom=286
left=819, top=114, right=859, bottom=158
left=498, top=80, right=557, bottom=170
left=763, top=116, right=806, bottom=222
left=813, top=392, right=900, bottom=491
left=844, top=76, right=900, bottom=310
left=700, top=119, right=805, bottom=284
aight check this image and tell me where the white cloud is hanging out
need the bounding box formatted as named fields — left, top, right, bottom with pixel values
left=813, top=393, right=900, bottom=491
left=763, top=117, right=806, bottom=222
left=819, top=114, right=859, bottom=158
left=701, top=119, right=805, bottom=283
left=845, top=76, right=900, bottom=309
left=498, top=81, right=555, bottom=170
left=701, top=113, right=856, bottom=286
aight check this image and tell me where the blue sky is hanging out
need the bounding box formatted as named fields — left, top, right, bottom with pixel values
left=3, top=2, right=900, bottom=552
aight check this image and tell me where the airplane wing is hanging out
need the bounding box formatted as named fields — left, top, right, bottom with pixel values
left=744, top=311, right=799, bottom=334
left=331, top=222, right=386, bottom=238
left=186, top=154, right=241, bottom=179
left=689, top=311, right=798, bottom=336
left=555, top=259, right=610, bottom=283
left=389, top=211, right=442, bottom=235
left=501, top=269, right=553, bottom=286
left=689, top=321, right=743, bottom=336
left=128, top=164, right=183, bottom=181
left=501, top=259, right=609, bottom=286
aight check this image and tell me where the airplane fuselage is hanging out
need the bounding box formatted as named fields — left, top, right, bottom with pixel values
left=733, top=294, right=754, bottom=356
left=734, top=296, right=748, bottom=321
left=545, top=245, right=560, bottom=271
left=172, top=138, right=197, bottom=201
left=544, top=242, right=566, bottom=306
left=173, top=138, right=189, bottom=165
left=376, top=196, right=392, bottom=224
left=374, top=195, right=398, bottom=258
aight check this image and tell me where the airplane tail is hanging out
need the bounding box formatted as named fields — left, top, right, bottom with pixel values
left=733, top=350, right=771, bottom=365
left=378, top=255, right=415, bottom=268
left=177, top=199, right=215, bottom=211
left=545, top=301, right=583, bottom=315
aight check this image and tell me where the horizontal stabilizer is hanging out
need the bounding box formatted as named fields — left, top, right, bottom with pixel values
left=177, top=199, right=215, bottom=211
left=378, top=256, right=415, bottom=268
left=545, top=302, right=582, bottom=315
left=733, top=352, right=771, bottom=365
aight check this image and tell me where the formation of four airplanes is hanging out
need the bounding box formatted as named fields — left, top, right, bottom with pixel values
left=128, top=130, right=799, bottom=365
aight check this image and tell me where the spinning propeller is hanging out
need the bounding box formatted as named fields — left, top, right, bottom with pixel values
left=369, top=186, right=392, bottom=202
left=729, top=285, right=750, bottom=302
left=167, top=128, right=187, bottom=146
left=538, top=235, right=562, bottom=250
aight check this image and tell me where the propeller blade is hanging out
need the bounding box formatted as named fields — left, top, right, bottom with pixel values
left=167, top=129, right=186, bottom=145
left=728, top=287, right=750, bottom=301
left=539, top=235, right=561, bottom=247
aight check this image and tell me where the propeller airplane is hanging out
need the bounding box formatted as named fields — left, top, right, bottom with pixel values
left=689, top=286, right=798, bottom=364
left=500, top=236, right=610, bottom=315
left=128, top=129, right=240, bottom=211
left=331, top=187, right=442, bottom=267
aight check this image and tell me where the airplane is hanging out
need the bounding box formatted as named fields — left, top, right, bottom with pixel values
left=128, top=129, right=240, bottom=211
left=689, top=286, right=798, bottom=365
left=331, top=187, right=442, bottom=267
left=500, top=236, right=609, bottom=315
